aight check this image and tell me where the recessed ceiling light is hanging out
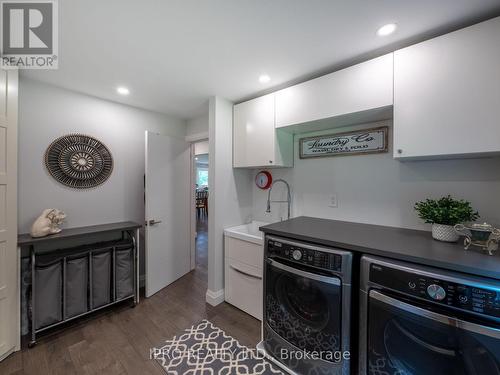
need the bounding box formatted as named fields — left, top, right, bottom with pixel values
left=259, top=74, right=271, bottom=84
left=116, top=86, right=130, bottom=95
left=377, top=23, right=397, bottom=37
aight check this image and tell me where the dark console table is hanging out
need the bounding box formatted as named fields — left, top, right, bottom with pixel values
left=18, top=221, right=142, bottom=347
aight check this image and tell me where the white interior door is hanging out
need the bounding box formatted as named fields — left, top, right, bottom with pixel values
left=0, top=67, right=18, bottom=361
left=145, top=132, right=191, bottom=297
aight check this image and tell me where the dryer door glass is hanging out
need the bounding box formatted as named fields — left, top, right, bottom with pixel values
left=367, top=291, right=500, bottom=375
left=265, top=259, right=342, bottom=361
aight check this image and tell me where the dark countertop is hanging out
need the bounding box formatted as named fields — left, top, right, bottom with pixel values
left=18, top=221, right=142, bottom=246
left=260, top=216, right=500, bottom=280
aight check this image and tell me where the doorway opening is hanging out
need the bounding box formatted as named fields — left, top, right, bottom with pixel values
left=191, top=141, right=209, bottom=281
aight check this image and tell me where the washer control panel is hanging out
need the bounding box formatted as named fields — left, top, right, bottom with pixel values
left=370, top=263, right=500, bottom=319
left=426, top=284, right=446, bottom=301
left=292, top=249, right=302, bottom=261
left=267, top=238, right=342, bottom=272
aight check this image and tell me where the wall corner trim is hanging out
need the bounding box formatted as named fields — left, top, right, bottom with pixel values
left=205, top=288, right=225, bottom=306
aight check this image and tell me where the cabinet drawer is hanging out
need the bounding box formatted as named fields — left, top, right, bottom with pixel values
left=224, top=236, right=263, bottom=269
left=224, top=258, right=262, bottom=320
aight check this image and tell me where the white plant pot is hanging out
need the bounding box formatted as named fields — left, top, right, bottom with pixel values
left=432, top=223, right=459, bottom=242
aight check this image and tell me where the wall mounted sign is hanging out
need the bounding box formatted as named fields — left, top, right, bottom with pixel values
left=255, top=171, right=272, bottom=189
left=299, top=126, right=388, bottom=159
left=45, top=134, right=114, bottom=189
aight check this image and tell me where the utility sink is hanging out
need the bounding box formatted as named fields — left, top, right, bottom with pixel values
left=223, top=221, right=269, bottom=245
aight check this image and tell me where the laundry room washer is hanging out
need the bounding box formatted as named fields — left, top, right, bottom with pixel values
left=258, top=235, right=353, bottom=375
left=359, top=255, right=500, bottom=375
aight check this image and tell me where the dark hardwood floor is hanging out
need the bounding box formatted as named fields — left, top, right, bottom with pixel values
left=0, top=216, right=261, bottom=374
left=194, top=213, right=208, bottom=283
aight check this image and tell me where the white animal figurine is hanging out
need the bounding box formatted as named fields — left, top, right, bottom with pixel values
left=30, top=209, right=67, bottom=238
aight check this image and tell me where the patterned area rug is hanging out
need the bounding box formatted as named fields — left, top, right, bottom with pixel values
left=152, top=320, right=284, bottom=375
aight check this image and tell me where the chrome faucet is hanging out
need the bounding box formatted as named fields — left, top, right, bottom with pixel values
left=266, top=179, right=291, bottom=220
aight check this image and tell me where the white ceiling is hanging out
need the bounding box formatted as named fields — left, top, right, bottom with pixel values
left=22, top=0, right=500, bottom=119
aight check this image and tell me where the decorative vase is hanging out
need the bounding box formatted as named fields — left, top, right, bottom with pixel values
left=432, top=223, right=459, bottom=242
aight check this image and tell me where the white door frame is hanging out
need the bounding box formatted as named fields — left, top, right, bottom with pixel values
left=185, top=131, right=209, bottom=143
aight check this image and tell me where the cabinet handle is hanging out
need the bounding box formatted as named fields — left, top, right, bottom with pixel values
left=269, top=160, right=273, bottom=164
left=397, top=149, right=403, bottom=154
left=230, top=265, right=262, bottom=280
left=147, top=219, right=162, bottom=226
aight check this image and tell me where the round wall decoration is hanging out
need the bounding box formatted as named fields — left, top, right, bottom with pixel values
left=44, top=134, right=113, bottom=189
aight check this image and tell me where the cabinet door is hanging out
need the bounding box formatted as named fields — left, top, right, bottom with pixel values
left=224, top=258, right=262, bottom=320
left=275, top=54, right=393, bottom=128
left=394, top=17, right=500, bottom=159
left=233, top=94, right=276, bottom=168
left=225, top=236, right=263, bottom=269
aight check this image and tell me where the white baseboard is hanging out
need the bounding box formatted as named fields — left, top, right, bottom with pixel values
left=205, top=288, right=225, bottom=306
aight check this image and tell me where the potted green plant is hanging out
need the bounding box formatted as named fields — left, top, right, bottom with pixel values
left=414, top=196, right=479, bottom=242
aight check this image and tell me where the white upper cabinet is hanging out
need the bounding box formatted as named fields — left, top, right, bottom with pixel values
left=233, top=94, right=293, bottom=168
left=394, top=17, right=500, bottom=159
left=275, top=54, right=394, bottom=129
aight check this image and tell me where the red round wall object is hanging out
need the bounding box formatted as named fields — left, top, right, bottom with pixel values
left=255, top=171, right=272, bottom=190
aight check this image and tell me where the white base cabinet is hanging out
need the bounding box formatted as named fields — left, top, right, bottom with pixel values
left=233, top=94, right=293, bottom=168
left=224, top=236, right=263, bottom=320
left=394, top=16, right=500, bottom=159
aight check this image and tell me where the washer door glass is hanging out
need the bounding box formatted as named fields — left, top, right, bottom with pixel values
left=265, top=259, right=342, bottom=359
left=367, top=290, right=500, bottom=375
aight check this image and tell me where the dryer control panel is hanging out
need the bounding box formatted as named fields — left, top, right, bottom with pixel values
left=370, top=263, right=500, bottom=319
left=267, top=238, right=342, bottom=272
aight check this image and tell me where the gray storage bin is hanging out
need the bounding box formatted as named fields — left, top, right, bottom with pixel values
left=115, top=245, right=134, bottom=300
left=35, top=257, right=62, bottom=329
left=91, top=249, right=112, bottom=308
left=65, top=253, right=88, bottom=318
left=21, top=257, right=31, bottom=335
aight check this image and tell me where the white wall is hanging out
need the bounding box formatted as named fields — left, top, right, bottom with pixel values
left=207, top=96, right=253, bottom=305
left=194, top=140, right=209, bottom=155
left=253, top=120, right=500, bottom=230
left=186, top=113, right=209, bottom=137
left=18, top=78, right=186, bottom=232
